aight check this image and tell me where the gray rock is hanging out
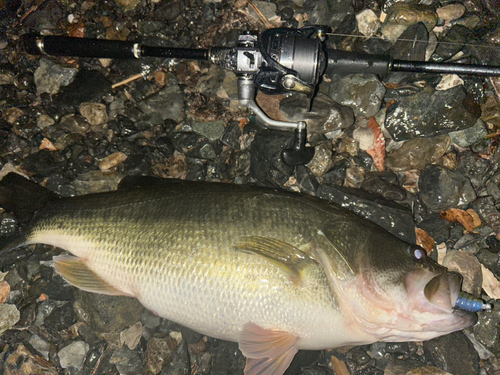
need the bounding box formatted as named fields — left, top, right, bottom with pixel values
left=280, top=93, right=354, bottom=134
left=0, top=303, right=20, bottom=333
left=317, top=185, right=416, bottom=242
left=110, top=347, right=144, bottom=375
left=381, top=3, right=438, bottom=42
left=473, top=307, right=500, bottom=349
left=28, top=334, right=51, bottom=360
left=471, top=197, right=500, bottom=235
left=457, top=150, right=492, bottom=188
left=137, top=84, right=185, bottom=122
left=58, top=341, right=89, bottom=370
left=442, top=250, right=482, bottom=296
left=423, top=332, right=480, bottom=375
left=306, top=141, right=333, bottom=177
left=194, top=65, right=225, bottom=97
left=386, top=135, right=450, bottom=172
left=329, top=74, right=386, bottom=117
left=73, top=289, right=144, bottom=333
left=385, top=85, right=480, bottom=141
left=192, top=120, right=225, bottom=142
left=356, top=9, right=380, bottom=37
left=34, top=58, right=78, bottom=96
left=418, top=165, right=476, bottom=212
left=449, top=119, right=488, bottom=148
left=247, top=0, right=276, bottom=21
left=120, top=322, right=143, bottom=350
left=143, top=336, right=176, bottom=374
left=73, top=171, right=123, bottom=195
left=79, top=102, right=108, bottom=126
left=59, top=114, right=91, bottom=135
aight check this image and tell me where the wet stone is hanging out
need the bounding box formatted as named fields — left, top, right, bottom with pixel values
left=123, top=153, right=152, bottom=176
left=381, top=3, right=438, bottom=42
left=0, top=303, right=20, bottom=334
left=385, top=135, right=450, bottom=172
left=73, top=289, right=144, bottom=334
left=295, top=165, right=319, bottom=195
left=431, top=25, right=471, bottom=63
left=456, top=150, right=492, bottom=188
left=328, top=74, right=386, bottom=118
left=143, top=335, right=176, bottom=374
left=34, top=59, right=78, bottom=96
left=280, top=93, right=355, bottom=135
left=361, top=175, right=407, bottom=201
left=317, top=185, right=416, bottom=243
left=171, top=132, right=217, bottom=160
left=192, top=120, right=225, bottom=142
left=59, top=114, right=91, bottom=135
left=449, top=119, right=487, bottom=148
left=471, top=197, right=500, bottom=235
left=221, top=120, right=242, bottom=150
left=437, top=3, right=466, bottom=21
left=79, top=102, right=108, bottom=126
left=306, top=141, right=333, bottom=177
left=156, top=136, right=175, bottom=158
left=356, top=9, right=380, bottom=37
left=473, top=308, right=500, bottom=349
left=54, top=70, right=111, bottom=109
left=249, top=129, right=294, bottom=188
left=137, top=84, right=185, bottom=123
left=384, top=85, right=480, bottom=141
left=418, top=165, right=476, bottom=212
left=442, top=250, right=482, bottom=295
left=110, top=347, right=144, bottom=375
left=160, top=339, right=189, bottom=375
left=423, top=332, right=480, bottom=375
left=58, top=341, right=89, bottom=370
left=418, top=217, right=452, bottom=244
left=389, top=22, right=429, bottom=61
left=43, top=302, right=77, bottom=333
left=4, top=343, right=58, bottom=375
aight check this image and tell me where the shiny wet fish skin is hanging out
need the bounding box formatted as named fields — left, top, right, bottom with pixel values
left=0, top=175, right=476, bottom=375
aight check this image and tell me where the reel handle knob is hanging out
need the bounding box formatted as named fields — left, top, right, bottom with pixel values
left=282, top=127, right=315, bottom=166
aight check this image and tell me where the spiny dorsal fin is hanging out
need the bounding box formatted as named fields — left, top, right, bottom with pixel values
left=234, top=236, right=317, bottom=285
left=54, top=255, right=133, bottom=297
left=240, top=322, right=299, bottom=375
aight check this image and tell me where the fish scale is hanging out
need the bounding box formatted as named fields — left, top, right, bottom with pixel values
left=0, top=176, right=476, bottom=375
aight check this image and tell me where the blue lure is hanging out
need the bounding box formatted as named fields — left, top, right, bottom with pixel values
left=455, top=291, right=492, bottom=312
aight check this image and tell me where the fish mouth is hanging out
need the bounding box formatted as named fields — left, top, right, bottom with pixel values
left=406, top=269, right=462, bottom=314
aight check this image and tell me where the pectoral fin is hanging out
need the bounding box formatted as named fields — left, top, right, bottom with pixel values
left=240, top=322, right=299, bottom=375
left=54, top=255, right=132, bottom=297
left=234, top=236, right=317, bottom=285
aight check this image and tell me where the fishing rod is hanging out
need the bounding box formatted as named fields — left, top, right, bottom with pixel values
left=21, top=26, right=500, bottom=166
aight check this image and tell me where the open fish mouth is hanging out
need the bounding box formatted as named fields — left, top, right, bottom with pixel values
left=406, top=269, right=462, bottom=314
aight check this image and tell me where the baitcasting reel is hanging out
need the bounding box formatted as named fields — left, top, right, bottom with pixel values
left=21, top=26, right=500, bottom=166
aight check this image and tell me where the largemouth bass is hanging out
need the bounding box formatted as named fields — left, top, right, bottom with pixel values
left=0, top=173, right=475, bottom=375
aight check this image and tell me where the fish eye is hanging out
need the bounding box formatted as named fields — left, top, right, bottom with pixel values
left=408, top=245, right=425, bottom=260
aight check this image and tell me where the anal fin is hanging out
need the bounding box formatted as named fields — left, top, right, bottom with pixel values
left=240, top=322, right=299, bottom=375
left=54, top=255, right=132, bottom=297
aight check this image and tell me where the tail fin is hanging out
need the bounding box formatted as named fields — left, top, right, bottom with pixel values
left=0, top=172, right=57, bottom=225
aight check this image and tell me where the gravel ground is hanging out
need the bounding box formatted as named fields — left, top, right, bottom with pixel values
left=1, top=0, right=500, bottom=374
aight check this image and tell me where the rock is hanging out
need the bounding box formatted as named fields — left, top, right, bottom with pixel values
left=356, top=9, right=380, bottom=37
left=4, top=344, right=57, bottom=375
left=471, top=197, right=500, bottom=235
left=192, top=120, right=225, bottom=142
left=137, top=85, right=185, bottom=122
left=194, top=65, right=225, bottom=97
left=353, top=127, right=374, bottom=151
left=449, top=119, right=487, bottom=148
left=473, top=308, right=500, bottom=349
left=418, top=165, right=476, bottom=212
left=156, top=136, right=176, bottom=158
left=418, top=217, right=453, bottom=244
left=79, top=102, right=108, bottom=126
left=143, top=335, right=176, bottom=374
left=249, top=129, right=294, bottom=187
left=34, top=58, right=78, bottom=96
left=110, top=347, right=144, bottom=375
left=73, top=171, right=123, bottom=194
left=247, top=0, right=277, bottom=21
left=171, top=132, right=217, bottom=159
left=295, top=165, right=319, bottom=195
left=99, top=152, right=128, bottom=172
left=361, top=174, right=407, bottom=201
left=58, top=341, right=89, bottom=370
left=406, top=366, right=453, bottom=375
left=161, top=339, right=190, bottom=375
left=54, top=70, right=111, bottom=108
left=384, top=85, right=480, bottom=141
left=29, top=334, right=51, bottom=360
left=0, top=303, right=20, bottom=333
left=123, top=153, right=153, bottom=175
left=59, top=114, right=91, bottom=135
left=317, top=185, right=416, bottom=242
left=385, top=135, right=450, bottom=172
left=115, top=0, right=141, bottom=12
left=329, top=74, right=386, bottom=117
left=442, top=250, right=482, bottom=295
left=221, top=120, right=242, bottom=149
left=280, top=93, right=355, bottom=134
left=423, top=332, right=480, bottom=375
left=304, top=0, right=354, bottom=28
left=436, top=74, right=464, bottom=91
left=120, top=322, right=143, bottom=350
left=431, top=25, right=471, bottom=63
left=73, top=289, right=144, bottom=333
left=389, top=22, right=429, bottom=61
left=456, top=150, right=492, bottom=188
left=381, top=3, right=438, bottom=42
left=306, top=141, right=333, bottom=177
left=44, top=302, right=77, bottom=332
left=437, top=3, right=465, bottom=21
